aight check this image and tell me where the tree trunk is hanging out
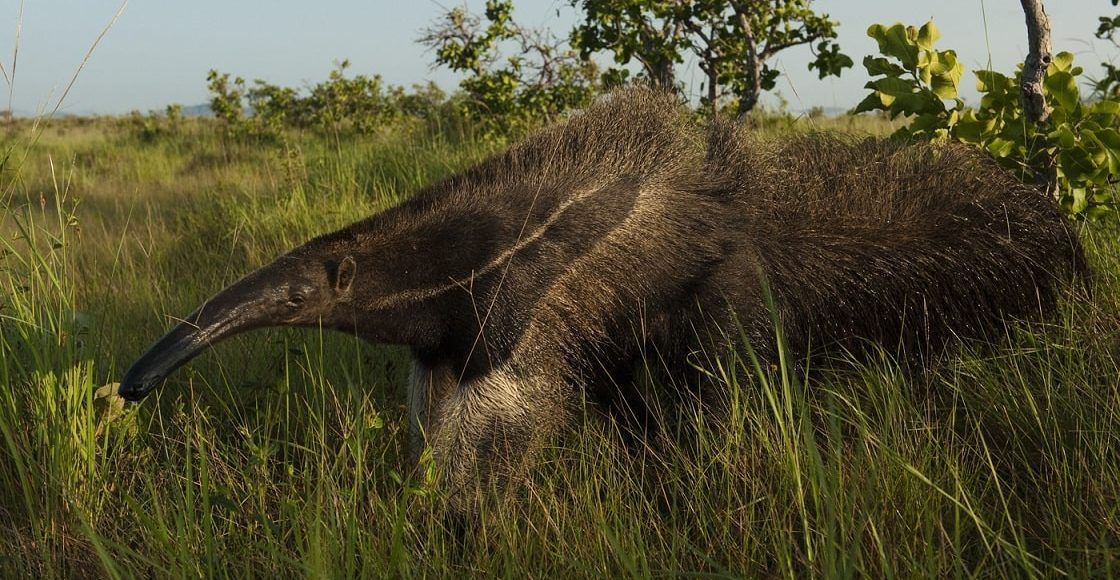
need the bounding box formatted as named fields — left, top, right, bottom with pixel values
left=641, top=20, right=681, bottom=89
left=648, top=59, right=676, bottom=89
left=706, top=20, right=719, bottom=117
left=735, top=63, right=762, bottom=117
left=1020, top=0, right=1052, bottom=124
left=735, top=7, right=763, bottom=118
left=706, top=65, right=718, bottom=117
left=1019, top=0, right=1058, bottom=195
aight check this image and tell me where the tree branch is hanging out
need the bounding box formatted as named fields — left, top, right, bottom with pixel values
left=758, top=34, right=816, bottom=62
left=734, top=6, right=763, bottom=117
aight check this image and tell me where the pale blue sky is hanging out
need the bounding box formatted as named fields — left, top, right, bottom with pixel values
left=0, top=1, right=1110, bottom=116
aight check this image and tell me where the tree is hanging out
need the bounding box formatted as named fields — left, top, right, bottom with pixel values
left=419, top=0, right=600, bottom=135
left=570, top=0, right=686, bottom=89
left=570, top=0, right=852, bottom=116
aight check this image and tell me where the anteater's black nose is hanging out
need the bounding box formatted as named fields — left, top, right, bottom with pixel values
left=117, top=371, right=161, bottom=402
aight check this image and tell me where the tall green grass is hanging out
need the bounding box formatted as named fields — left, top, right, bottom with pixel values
left=0, top=116, right=1117, bottom=576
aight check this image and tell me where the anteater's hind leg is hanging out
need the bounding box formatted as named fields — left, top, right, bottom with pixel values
left=585, top=356, right=662, bottom=448
left=427, top=365, right=573, bottom=516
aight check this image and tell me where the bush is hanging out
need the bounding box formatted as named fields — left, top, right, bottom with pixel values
left=855, top=20, right=1119, bottom=218
left=206, top=62, right=458, bottom=141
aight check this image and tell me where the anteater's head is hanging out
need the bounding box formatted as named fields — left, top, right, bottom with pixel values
left=118, top=252, right=356, bottom=402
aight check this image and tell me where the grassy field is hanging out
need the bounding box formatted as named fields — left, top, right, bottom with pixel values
left=1, top=112, right=1118, bottom=577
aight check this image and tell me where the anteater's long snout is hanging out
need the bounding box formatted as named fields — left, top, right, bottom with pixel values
left=118, top=320, right=212, bottom=401
left=118, top=278, right=274, bottom=401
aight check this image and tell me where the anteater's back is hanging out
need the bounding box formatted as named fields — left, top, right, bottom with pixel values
left=699, top=125, right=1085, bottom=361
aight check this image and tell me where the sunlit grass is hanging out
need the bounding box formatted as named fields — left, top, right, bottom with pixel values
left=0, top=114, right=1117, bottom=576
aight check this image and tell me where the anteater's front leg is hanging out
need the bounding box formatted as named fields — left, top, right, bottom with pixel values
left=427, top=365, right=573, bottom=516
left=407, top=360, right=458, bottom=467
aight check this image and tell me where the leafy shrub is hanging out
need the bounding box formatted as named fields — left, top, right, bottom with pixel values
left=299, top=60, right=400, bottom=135
left=855, top=21, right=1119, bottom=218
left=206, top=62, right=454, bottom=141
left=126, top=103, right=185, bottom=142
left=206, top=70, right=247, bottom=132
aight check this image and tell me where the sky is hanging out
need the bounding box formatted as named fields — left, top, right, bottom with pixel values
left=0, top=1, right=1111, bottom=116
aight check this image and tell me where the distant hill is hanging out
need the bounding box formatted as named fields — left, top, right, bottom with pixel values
left=180, top=103, right=212, bottom=118
left=804, top=106, right=850, bottom=116
left=2, top=104, right=212, bottom=119
left=4, top=108, right=62, bottom=119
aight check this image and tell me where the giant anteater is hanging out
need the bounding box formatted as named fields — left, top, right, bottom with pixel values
left=119, top=87, right=1084, bottom=514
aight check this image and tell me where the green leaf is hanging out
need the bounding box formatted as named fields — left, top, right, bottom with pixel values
left=916, top=20, right=939, bottom=50
left=1094, top=128, right=1120, bottom=174
left=1088, top=99, right=1120, bottom=127
left=1044, top=71, right=1080, bottom=112
left=954, top=110, right=995, bottom=144
left=1085, top=205, right=1113, bottom=219
left=1049, top=51, right=1074, bottom=74
left=1059, top=146, right=1096, bottom=182
left=987, top=137, right=1015, bottom=158
left=1049, top=124, right=1077, bottom=149
left=929, top=50, right=963, bottom=99
left=1068, top=187, right=1089, bottom=214
left=975, top=69, right=1012, bottom=94
left=1094, top=126, right=1120, bottom=152
left=917, top=52, right=933, bottom=85
left=1081, top=128, right=1110, bottom=173
left=908, top=111, right=951, bottom=137
left=867, top=77, right=943, bottom=116
left=810, top=41, right=853, bottom=78
left=94, top=383, right=126, bottom=422
left=867, top=23, right=919, bottom=70
left=863, top=55, right=905, bottom=77
left=1091, top=99, right=1120, bottom=115
left=853, top=92, right=885, bottom=114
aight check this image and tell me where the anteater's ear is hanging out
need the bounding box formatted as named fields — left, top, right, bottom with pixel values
left=335, top=256, right=356, bottom=294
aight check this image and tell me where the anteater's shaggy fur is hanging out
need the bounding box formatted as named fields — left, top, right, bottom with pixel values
left=119, top=88, right=1085, bottom=515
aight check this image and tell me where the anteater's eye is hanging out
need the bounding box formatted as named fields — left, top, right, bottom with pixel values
left=285, top=294, right=306, bottom=308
